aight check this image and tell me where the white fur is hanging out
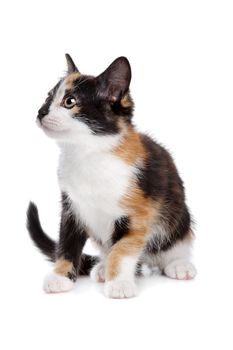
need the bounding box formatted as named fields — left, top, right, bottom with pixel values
left=40, top=75, right=140, bottom=295
left=39, top=75, right=196, bottom=294
left=140, top=263, right=152, bottom=277
left=104, top=280, right=137, bottom=299
left=156, top=240, right=193, bottom=269
left=104, top=256, right=138, bottom=298
left=51, top=79, right=67, bottom=107
left=39, top=78, right=94, bottom=141
left=164, top=259, right=196, bottom=280
left=147, top=223, right=170, bottom=252
left=90, top=262, right=105, bottom=283
left=40, top=75, right=135, bottom=246
left=43, top=272, right=74, bottom=293
left=58, top=139, right=134, bottom=246
left=141, top=239, right=196, bottom=280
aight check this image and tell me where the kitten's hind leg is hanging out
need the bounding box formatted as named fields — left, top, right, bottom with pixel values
left=157, top=233, right=197, bottom=280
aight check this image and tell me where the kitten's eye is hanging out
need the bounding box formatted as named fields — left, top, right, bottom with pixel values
left=63, top=96, right=76, bottom=109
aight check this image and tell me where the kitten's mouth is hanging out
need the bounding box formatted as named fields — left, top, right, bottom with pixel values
left=37, top=119, right=60, bottom=132
left=38, top=121, right=55, bottom=132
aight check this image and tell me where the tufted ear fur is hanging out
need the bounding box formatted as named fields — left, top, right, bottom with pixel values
left=65, top=53, right=79, bottom=74
left=96, top=57, right=131, bottom=102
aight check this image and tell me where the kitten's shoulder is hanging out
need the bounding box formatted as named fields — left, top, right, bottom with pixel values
left=138, top=132, right=173, bottom=162
left=137, top=131, right=183, bottom=199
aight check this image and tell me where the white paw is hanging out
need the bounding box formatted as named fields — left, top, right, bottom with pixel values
left=104, top=280, right=137, bottom=299
left=90, top=262, right=105, bottom=283
left=43, top=272, right=74, bottom=293
left=164, top=259, right=197, bottom=280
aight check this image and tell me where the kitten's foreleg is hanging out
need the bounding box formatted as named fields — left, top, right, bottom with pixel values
left=104, top=233, right=146, bottom=299
left=43, top=196, right=87, bottom=293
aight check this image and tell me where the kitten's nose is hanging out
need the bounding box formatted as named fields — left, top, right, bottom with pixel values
left=37, top=107, right=47, bottom=121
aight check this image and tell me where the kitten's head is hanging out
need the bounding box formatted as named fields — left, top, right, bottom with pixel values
left=37, top=54, right=133, bottom=143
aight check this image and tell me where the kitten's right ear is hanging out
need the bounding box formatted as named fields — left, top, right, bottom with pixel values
left=65, top=53, right=79, bottom=74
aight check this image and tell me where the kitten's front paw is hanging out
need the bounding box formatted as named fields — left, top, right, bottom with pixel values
left=90, top=262, right=105, bottom=283
left=43, top=272, right=74, bottom=293
left=164, top=260, right=197, bottom=280
left=104, top=280, right=137, bottom=299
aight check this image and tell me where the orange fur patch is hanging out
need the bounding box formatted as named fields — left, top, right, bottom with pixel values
left=122, top=181, right=162, bottom=231
left=54, top=258, right=74, bottom=276
left=62, top=73, right=82, bottom=113
left=185, top=229, right=195, bottom=241
left=113, top=127, right=146, bottom=165
left=120, top=94, right=133, bottom=108
left=65, top=72, right=81, bottom=90
left=106, top=233, right=146, bottom=280
left=106, top=181, right=162, bottom=280
left=106, top=130, right=163, bottom=280
left=72, top=104, right=81, bottom=114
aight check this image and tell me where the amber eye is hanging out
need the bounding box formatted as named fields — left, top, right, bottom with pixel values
left=63, top=96, right=76, bottom=109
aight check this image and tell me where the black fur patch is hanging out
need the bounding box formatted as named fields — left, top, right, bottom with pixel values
left=27, top=202, right=56, bottom=261
left=71, top=76, right=133, bottom=135
left=31, top=56, right=194, bottom=279
left=138, top=134, right=191, bottom=250
left=146, top=205, right=191, bottom=254
left=26, top=200, right=98, bottom=276
left=78, top=254, right=99, bottom=275
left=37, top=79, right=63, bottom=121
left=57, top=193, right=88, bottom=280
left=112, top=216, right=130, bottom=245
left=37, top=95, right=53, bottom=121
left=37, top=56, right=134, bottom=135
left=137, top=134, right=180, bottom=199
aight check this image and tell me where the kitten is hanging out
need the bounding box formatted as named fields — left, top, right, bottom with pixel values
left=27, top=54, right=196, bottom=298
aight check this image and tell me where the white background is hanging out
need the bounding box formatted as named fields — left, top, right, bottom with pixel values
left=0, top=1, right=232, bottom=349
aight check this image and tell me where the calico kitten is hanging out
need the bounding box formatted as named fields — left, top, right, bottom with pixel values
left=27, top=54, right=196, bottom=298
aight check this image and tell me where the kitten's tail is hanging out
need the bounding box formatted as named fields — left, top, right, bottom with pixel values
left=27, top=202, right=56, bottom=261
left=26, top=202, right=98, bottom=274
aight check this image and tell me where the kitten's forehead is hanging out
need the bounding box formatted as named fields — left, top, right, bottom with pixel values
left=58, top=72, right=81, bottom=95
left=64, top=72, right=82, bottom=91
left=52, top=72, right=82, bottom=104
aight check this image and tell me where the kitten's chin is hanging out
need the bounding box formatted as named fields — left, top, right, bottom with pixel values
left=42, top=127, right=70, bottom=140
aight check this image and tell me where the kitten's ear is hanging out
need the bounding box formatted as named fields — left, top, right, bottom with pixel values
left=96, top=57, right=131, bottom=102
left=65, top=53, right=79, bottom=74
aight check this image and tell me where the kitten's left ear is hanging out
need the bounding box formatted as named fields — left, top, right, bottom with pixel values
left=97, top=57, right=131, bottom=102
left=65, top=53, right=79, bottom=74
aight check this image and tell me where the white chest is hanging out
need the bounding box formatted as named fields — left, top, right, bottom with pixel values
left=58, top=148, right=133, bottom=244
